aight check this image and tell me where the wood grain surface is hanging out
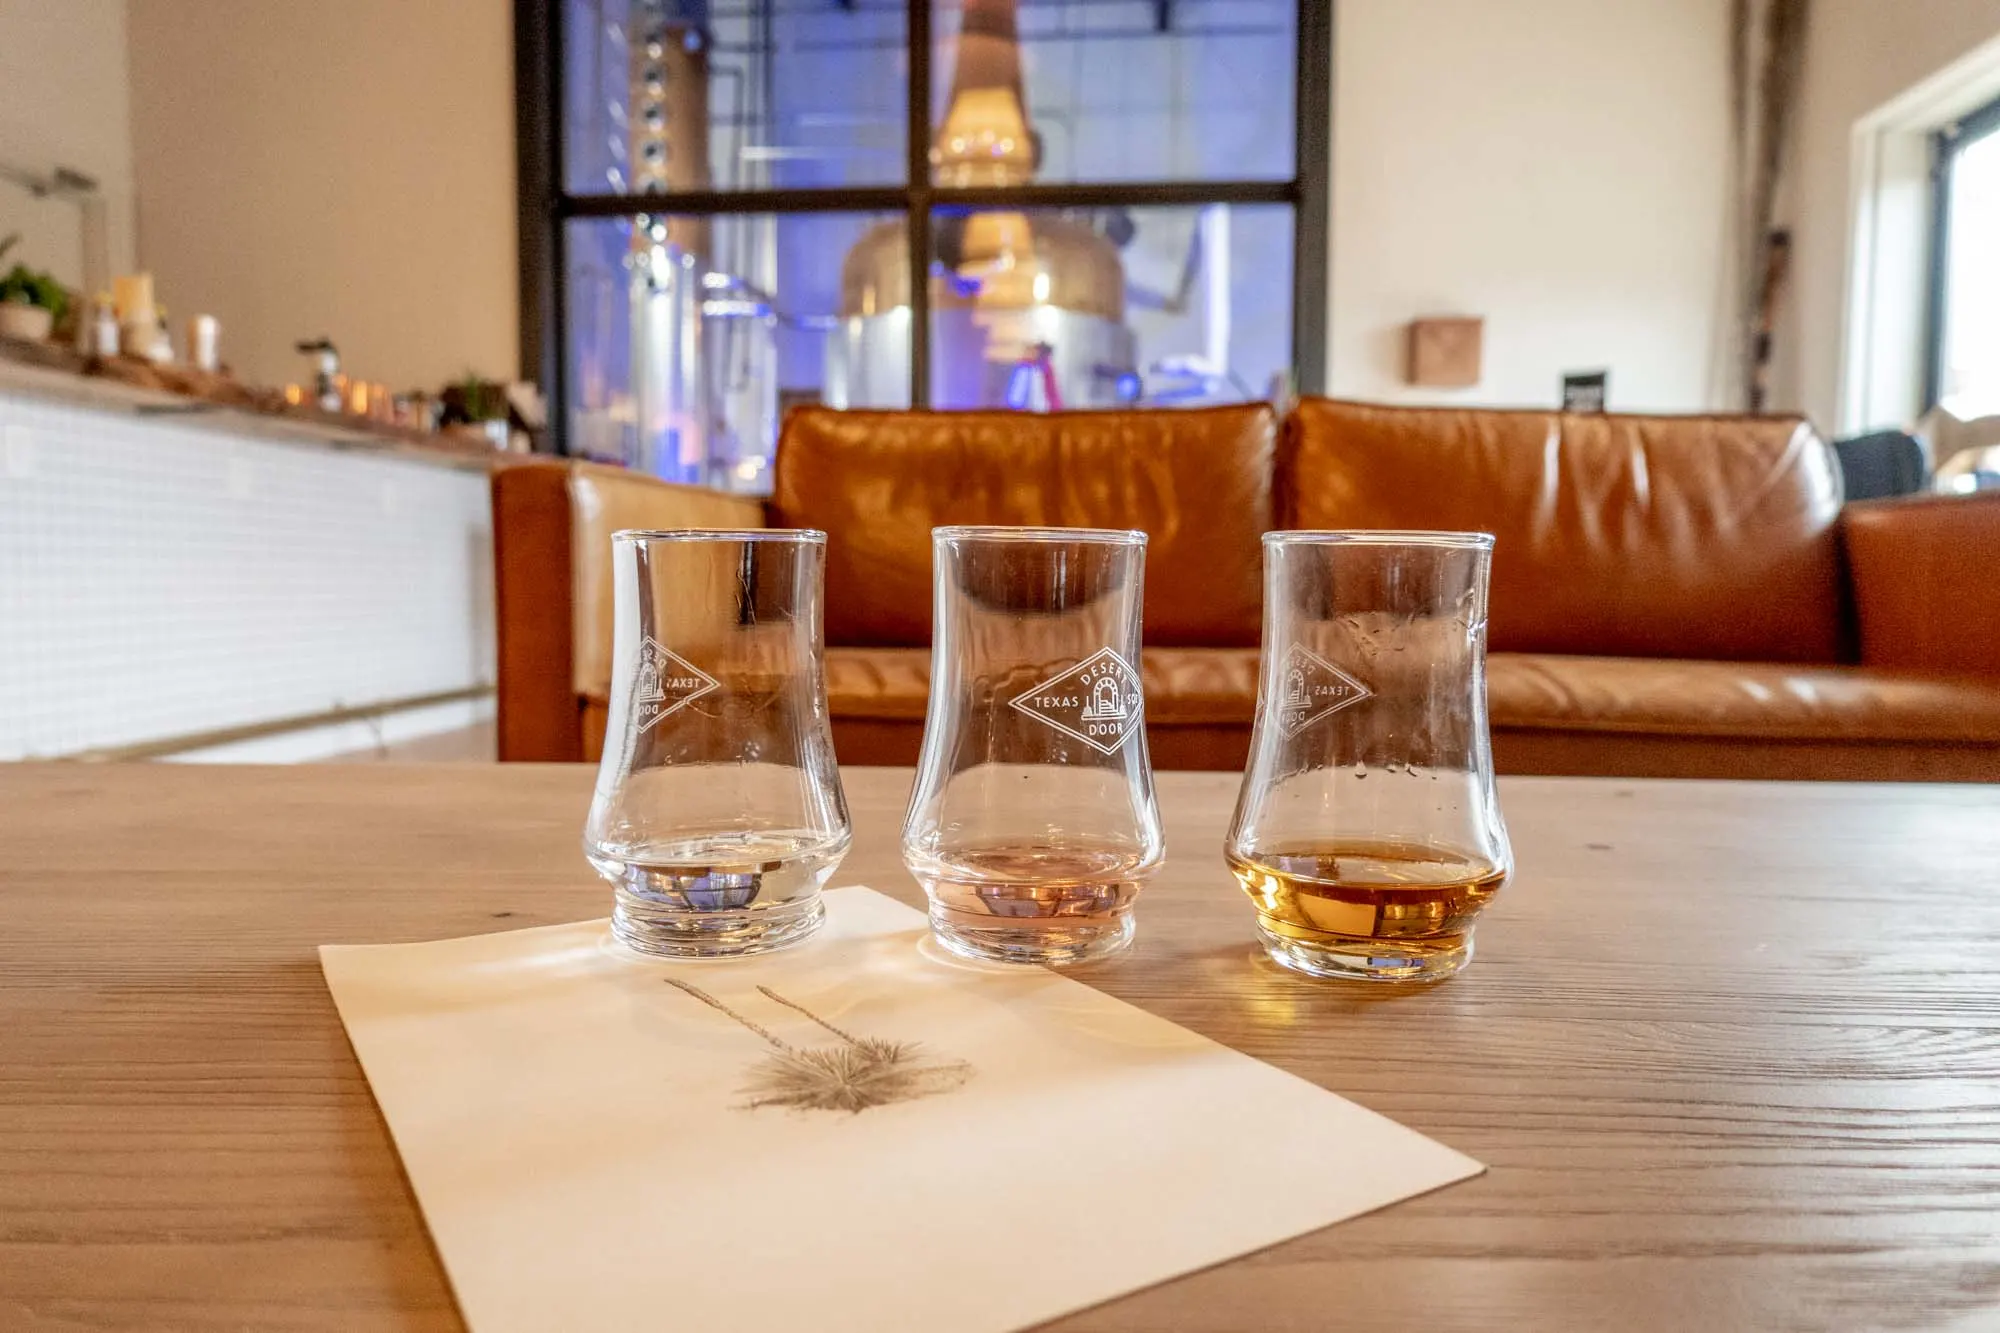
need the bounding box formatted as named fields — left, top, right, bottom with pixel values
left=2, top=763, right=1998, bottom=1332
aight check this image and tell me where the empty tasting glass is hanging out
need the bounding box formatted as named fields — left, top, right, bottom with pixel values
left=903, top=527, right=1162, bottom=965
left=585, top=530, right=849, bottom=958
left=1226, top=532, right=1512, bottom=982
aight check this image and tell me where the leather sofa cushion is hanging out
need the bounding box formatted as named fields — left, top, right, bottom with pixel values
left=1283, top=399, right=1848, bottom=664
left=821, top=646, right=2000, bottom=744
left=825, top=645, right=1258, bottom=726
left=825, top=648, right=930, bottom=721
left=1488, top=653, right=2000, bottom=742
left=770, top=405, right=1276, bottom=648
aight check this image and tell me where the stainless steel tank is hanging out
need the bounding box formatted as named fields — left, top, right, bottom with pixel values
left=619, top=3, right=778, bottom=486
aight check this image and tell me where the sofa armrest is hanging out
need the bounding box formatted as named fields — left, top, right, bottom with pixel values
left=492, top=460, right=582, bottom=761
left=1842, top=490, right=2000, bottom=677
left=567, top=462, right=766, bottom=705
left=491, top=459, right=765, bottom=761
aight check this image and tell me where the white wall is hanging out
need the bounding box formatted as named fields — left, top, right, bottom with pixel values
left=0, top=380, right=493, bottom=761
left=0, top=0, right=136, bottom=292
left=124, top=0, right=519, bottom=393
left=1781, top=0, right=2000, bottom=432
left=1326, top=0, right=1733, bottom=413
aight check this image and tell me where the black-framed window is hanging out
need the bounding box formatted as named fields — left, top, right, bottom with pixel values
left=517, top=0, right=1331, bottom=487
left=1926, top=91, right=2000, bottom=420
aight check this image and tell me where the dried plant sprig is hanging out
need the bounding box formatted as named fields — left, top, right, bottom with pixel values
left=739, top=1041, right=972, bottom=1114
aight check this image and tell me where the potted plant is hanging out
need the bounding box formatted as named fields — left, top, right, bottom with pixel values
left=442, top=373, right=514, bottom=449
left=0, top=261, right=71, bottom=343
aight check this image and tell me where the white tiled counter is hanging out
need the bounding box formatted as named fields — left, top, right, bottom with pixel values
left=0, top=363, right=496, bottom=761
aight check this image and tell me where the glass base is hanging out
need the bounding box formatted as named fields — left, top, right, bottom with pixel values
left=930, top=911, right=1135, bottom=966
left=613, top=889, right=824, bottom=959
left=1256, top=921, right=1473, bottom=982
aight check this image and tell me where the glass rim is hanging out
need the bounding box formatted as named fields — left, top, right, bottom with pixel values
left=612, top=528, right=825, bottom=544
left=1264, top=529, right=1494, bottom=550
left=933, top=525, right=1148, bottom=545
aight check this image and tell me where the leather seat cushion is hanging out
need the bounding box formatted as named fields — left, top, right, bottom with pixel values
left=1488, top=653, right=2000, bottom=742
left=822, top=646, right=2000, bottom=744
left=825, top=646, right=1260, bottom=726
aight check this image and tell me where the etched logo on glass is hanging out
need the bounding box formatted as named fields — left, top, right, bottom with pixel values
left=1276, top=645, right=1372, bottom=737
left=1008, top=648, right=1145, bottom=755
left=634, top=637, right=719, bottom=732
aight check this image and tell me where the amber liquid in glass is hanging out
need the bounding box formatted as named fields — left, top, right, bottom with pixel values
left=911, top=840, right=1148, bottom=964
left=1227, top=839, right=1506, bottom=956
left=920, top=844, right=1146, bottom=929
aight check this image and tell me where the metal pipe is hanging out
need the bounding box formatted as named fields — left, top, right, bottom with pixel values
left=705, top=23, right=1284, bottom=55
left=55, top=686, right=495, bottom=763
left=1202, top=203, right=1230, bottom=377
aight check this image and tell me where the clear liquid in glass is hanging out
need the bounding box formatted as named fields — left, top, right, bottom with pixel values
left=596, top=829, right=848, bottom=958
left=584, top=530, right=848, bottom=959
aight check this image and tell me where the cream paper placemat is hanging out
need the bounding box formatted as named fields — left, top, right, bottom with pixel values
left=321, top=886, right=1482, bottom=1333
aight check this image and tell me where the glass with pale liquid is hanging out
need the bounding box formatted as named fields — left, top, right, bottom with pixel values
left=903, top=527, right=1162, bottom=964
left=1226, top=531, right=1511, bottom=981
left=585, top=529, right=849, bottom=958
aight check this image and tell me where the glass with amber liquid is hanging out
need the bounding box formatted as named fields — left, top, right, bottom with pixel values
left=1226, top=532, right=1511, bottom=981
left=903, top=527, right=1161, bottom=965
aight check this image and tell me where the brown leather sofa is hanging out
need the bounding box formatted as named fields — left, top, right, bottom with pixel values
left=493, top=400, right=2000, bottom=780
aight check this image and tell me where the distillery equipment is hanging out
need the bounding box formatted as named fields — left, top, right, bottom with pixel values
left=824, top=0, right=1139, bottom=411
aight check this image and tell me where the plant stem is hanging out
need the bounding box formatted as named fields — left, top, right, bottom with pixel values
left=663, top=976, right=794, bottom=1053
left=757, top=985, right=867, bottom=1047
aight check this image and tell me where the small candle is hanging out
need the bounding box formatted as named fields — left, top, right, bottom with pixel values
left=112, top=273, right=155, bottom=325
left=186, top=315, right=220, bottom=372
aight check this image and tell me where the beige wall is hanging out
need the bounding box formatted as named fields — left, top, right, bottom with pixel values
left=125, top=0, right=518, bottom=393
left=1326, top=0, right=1734, bottom=413
left=0, top=0, right=135, bottom=292
left=1781, top=0, right=2000, bottom=432
left=101, top=1, right=1736, bottom=414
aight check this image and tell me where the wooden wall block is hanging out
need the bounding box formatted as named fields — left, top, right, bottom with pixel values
left=1406, top=317, right=1484, bottom=388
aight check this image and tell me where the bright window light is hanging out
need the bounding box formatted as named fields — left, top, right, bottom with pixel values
left=1940, top=129, right=2000, bottom=420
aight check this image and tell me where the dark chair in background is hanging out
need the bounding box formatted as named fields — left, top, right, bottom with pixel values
left=1832, top=430, right=1928, bottom=500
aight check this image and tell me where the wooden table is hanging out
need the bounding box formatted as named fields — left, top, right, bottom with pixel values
left=4, top=764, right=1999, bottom=1331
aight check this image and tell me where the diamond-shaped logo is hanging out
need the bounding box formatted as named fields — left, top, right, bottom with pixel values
left=632, top=637, right=719, bottom=733
left=1275, top=645, right=1372, bottom=737
left=1008, top=647, right=1146, bottom=755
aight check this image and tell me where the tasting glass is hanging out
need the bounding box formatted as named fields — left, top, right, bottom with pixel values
left=1226, top=532, right=1511, bottom=982
left=585, top=530, right=849, bottom=958
left=903, top=527, right=1162, bottom=965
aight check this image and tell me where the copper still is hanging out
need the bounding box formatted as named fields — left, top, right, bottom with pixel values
left=825, top=0, right=1138, bottom=410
